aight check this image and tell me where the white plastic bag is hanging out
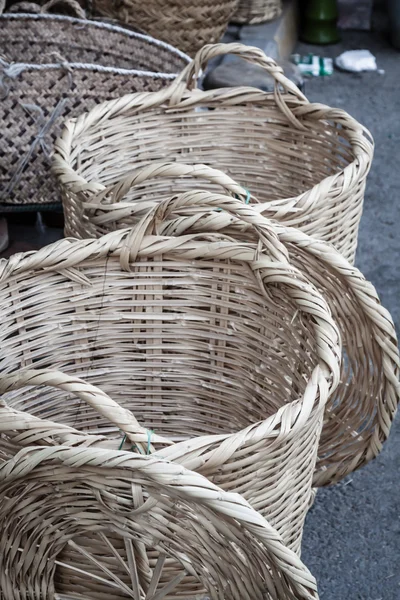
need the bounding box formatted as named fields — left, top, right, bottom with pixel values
left=335, top=50, right=377, bottom=72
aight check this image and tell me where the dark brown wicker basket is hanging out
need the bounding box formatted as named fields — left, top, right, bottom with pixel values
left=0, top=4, right=189, bottom=210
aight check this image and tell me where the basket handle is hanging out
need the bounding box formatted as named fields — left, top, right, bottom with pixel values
left=42, top=0, right=86, bottom=16
left=121, top=189, right=291, bottom=267
left=6, top=0, right=86, bottom=17
left=121, top=190, right=341, bottom=390
left=169, top=43, right=308, bottom=127
left=84, top=162, right=253, bottom=222
left=0, top=369, right=172, bottom=451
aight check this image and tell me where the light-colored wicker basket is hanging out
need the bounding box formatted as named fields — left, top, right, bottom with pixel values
left=153, top=190, right=400, bottom=486
left=0, top=0, right=189, bottom=210
left=232, top=0, right=282, bottom=25
left=89, top=0, right=239, bottom=57
left=54, top=43, right=374, bottom=264
left=0, top=196, right=342, bottom=565
left=51, top=161, right=400, bottom=486
left=0, top=445, right=319, bottom=600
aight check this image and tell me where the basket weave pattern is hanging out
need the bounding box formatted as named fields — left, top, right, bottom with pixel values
left=153, top=191, right=400, bottom=486
left=233, top=0, right=283, bottom=24
left=90, top=0, right=239, bottom=56
left=0, top=9, right=189, bottom=208
left=0, top=445, right=319, bottom=599
left=44, top=145, right=400, bottom=487
left=54, top=43, right=373, bottom=263
left=0, top=196, right=342, bottom=563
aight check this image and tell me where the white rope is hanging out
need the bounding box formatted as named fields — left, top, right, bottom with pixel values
left=0, top=57, right=179, bottom=79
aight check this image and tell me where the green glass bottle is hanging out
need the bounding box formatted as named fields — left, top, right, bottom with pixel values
left=301, top=0, right=340, bottom=45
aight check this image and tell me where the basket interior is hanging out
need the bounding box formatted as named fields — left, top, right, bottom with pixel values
left=70, top=103, right=356, bottom=229
left=1, top=17, right=188, bottom=73
left=0, top=253, right=320, bottom=443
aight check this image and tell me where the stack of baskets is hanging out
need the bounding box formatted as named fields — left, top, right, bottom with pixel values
left=0, top=40, right=398, bottom=600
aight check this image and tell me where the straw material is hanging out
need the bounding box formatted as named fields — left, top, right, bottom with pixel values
left=0, top=3, right=189, bottom=209
left=0, top=446, right=319, bottom=599
left=51, top=154, right=400, bottom=485
left=58, top=162, right=252, bottom=239
left=89, top=0, right=239, bottom=57
left=232, top=0, right=282, bottom=25
left=152, top=190, right=400, bottom=486
left=0, top=196, right=342, bottom=562
left=54, top=43, right=373, bottom=264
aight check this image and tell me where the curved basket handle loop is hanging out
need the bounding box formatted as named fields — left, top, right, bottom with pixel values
left=6, top=1, right=42, bottom=13
left=42, top=0, right=86, bottom=17
left=169, top=43, right=308, bottom=129
left=121, top=189, right=290, bottom=268
left=0, top=369, right=172, bottom=451
left=85, top=162, right=254, bottom=225
left=100, top=162, right=251, bottom=204
left=7, top=0, right=86, bottom=17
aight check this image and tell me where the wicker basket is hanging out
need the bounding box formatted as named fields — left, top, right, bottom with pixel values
left=232, top=0, right=283, bottom=24
left=0, top=0, right=189, bottom=211
left=89, top=0, right=239, bottom=57
left=54, top=43, right=373, bottom=264
left=51, top=160, right=400, bottom=486
left=153, top=190, right=400, bottom=486
left=0, top=446, right=319, bottom=600
left=0, top=196, right=342, bottom=563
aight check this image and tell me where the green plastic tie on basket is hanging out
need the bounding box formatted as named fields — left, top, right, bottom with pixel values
left=118, top=430, right=153, bottom=454
left=118, top=433, right=127, bottom=450
left=216, top=188, right=250, bottom=211
left=147, top=429, right=153, bottom=455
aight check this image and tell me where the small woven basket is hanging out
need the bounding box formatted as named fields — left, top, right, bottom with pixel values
left=0, top=0, right=189, bottom=211
left=54, top=43, right=374, bottom=264
left=0, top=195, right=342, bottom=564
left=232, top=0, right=283, bottom=24
left=51, top=161, right=400, bottom=486
left=0, top=445, right=319, bottom=599
left=89, top=0, right=239, bottom=57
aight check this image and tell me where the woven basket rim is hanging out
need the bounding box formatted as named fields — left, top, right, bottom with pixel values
left=54, top=86, right=374, bottom=205
left=0, top=11, right=191, bottom=66
left=0, top=363, right=327, bottom=453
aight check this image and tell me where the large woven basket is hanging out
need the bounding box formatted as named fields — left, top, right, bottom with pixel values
left=54, top=43, right=374, bottom=264
left=232, top=0, right=282, bottom=24
left=0, top=446, right=319, bottom=599
left=0, top=196, right=342, bottom=563
left=154, top=189, right=400, bottom=486
left=0, top=1, right=189, bottom=211
left=51, top=161, right=400, bottom=486
left=88, top=0, right=239, bottom=57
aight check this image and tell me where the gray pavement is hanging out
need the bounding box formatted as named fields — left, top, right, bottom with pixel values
left=297, top=8, right=400, bottom=600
